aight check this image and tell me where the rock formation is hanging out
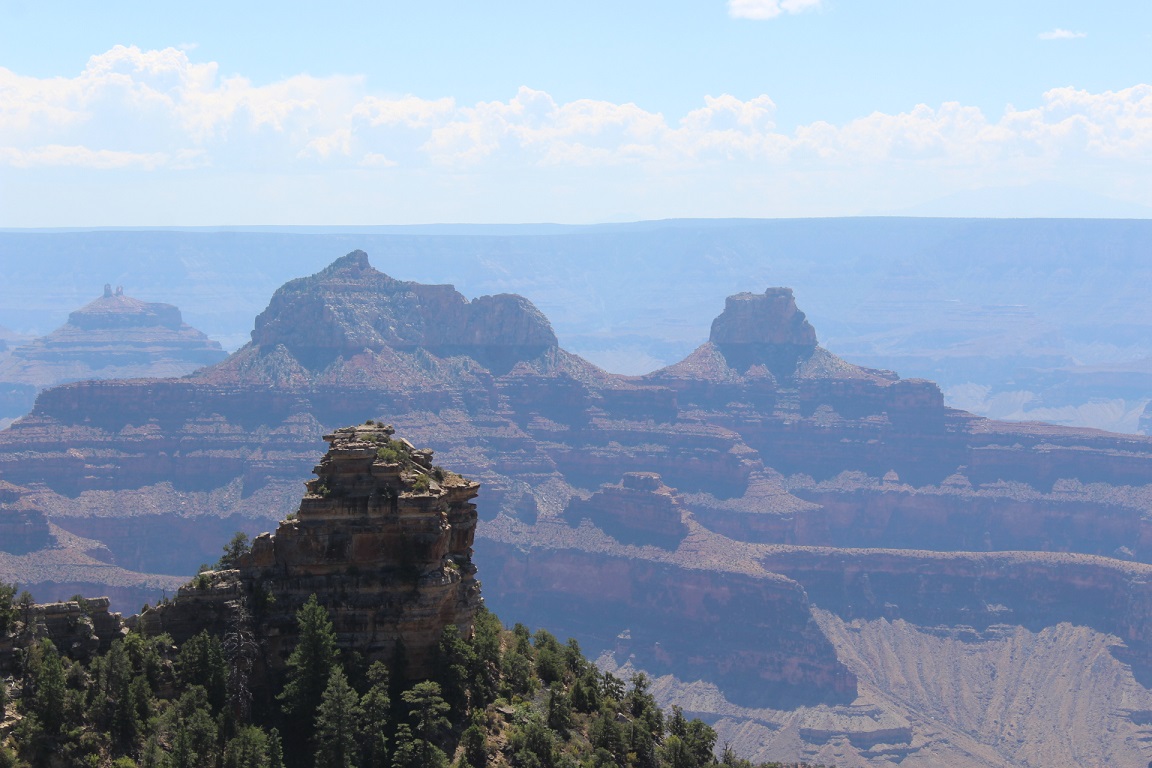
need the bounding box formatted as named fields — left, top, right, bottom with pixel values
left=0, top=285, right=226, bottom=422
left=563, top=473, right=689, bottom=548
left=0, top=597, right=126, bottom=673
left=6, top=251, right=1152, bottom=765
left=0, top=481, right=51, bottom=554
left=138, top=423, right=480, bottom=680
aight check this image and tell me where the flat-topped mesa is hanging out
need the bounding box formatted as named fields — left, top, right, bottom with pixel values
left=139, top=422, right=481, bottom=681
left=709, top=288, right=818, bottom=379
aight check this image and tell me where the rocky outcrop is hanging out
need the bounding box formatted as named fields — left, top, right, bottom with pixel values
left=0, top=597, right=126, bottom=672
left=563, top=473, right=689, bottom=547
left=709, top=288, right=818, bottom=379
left=138, top=423, right=480, bottom=680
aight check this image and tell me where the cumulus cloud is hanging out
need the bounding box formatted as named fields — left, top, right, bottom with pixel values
left=3, top=46, right=1152, bottom=176
left=728, top=0, right=822, bottom=21
left=1038, top=28, right=1087, bottom=40
left=2, top=46, right=1152, bottom=220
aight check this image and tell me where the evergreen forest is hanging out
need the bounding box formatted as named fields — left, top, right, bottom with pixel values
left=0, top=582, right=824, bottom=768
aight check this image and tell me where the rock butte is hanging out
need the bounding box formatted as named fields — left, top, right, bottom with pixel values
left=0, top=284, right=226, bottom=423
left=1, top=425, right=479, bottom=689
left=5, top=251, right=1152, bottom=765
left=135, top=423, right=480, bottom=681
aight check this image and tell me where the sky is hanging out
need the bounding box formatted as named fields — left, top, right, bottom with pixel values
left=1, top=0, right=1150, bottom=226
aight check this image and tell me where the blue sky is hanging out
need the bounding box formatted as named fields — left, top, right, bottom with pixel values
left=1, top=0, right=1150, bottom=225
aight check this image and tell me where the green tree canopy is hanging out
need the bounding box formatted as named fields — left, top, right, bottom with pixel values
left=314, top=667, right=362, bottom=768
left=278, top=594, right=339, bottom=725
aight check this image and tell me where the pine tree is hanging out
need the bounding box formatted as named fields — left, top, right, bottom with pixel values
left=313, top=667, right=362, bottom=768
left=546, top=683, right=571, bottom=737
left=0, top=581, right=16, bottom=636
left=683, top=718, right=718, bottom=767
left=391, top=722, right=448, bottom=768
left=278, top=595, right=338, bottom=728
left=660, top=735, right=695, bottom=768
left=166, top=687, right=219, bottom=768
left=223, top=725, right=270, bottom=768
left=469, top=607, right=501, bottom=708
left=140, top=734, right=164, bottom=768
left=224, top=599, right=259, bottom=725
left=31, top=639, right=67, bottom=733
left=401, top=681, right=450, bottom=768
left=562, top=638, right=584, bottom=675
left=435, top=625, right=475, bottom=719
left=359, top=662, right=390, bottom=768
left=217, top=532, right=252, bottom=569
left=459, top=721, right=487, bottom=768
left=177, top=630, right=229, bottom=714
left=267, top=728, right=285, bottom=768
left=514, top=719, right=556, bottom=768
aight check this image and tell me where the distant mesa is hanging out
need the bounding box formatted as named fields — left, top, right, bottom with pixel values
left=0, top=285, right=226, bottom=420
left=241, top=250, right=558, bottom=376
left=9, top=250, right=1152, bottom=764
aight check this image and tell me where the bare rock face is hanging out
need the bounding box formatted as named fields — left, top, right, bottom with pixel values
left=708, top=288, right=818, bottom=378
left=139, top=423, right=480, bottom=681
left=246, top=251, right=557, bottom=375
left=0, top=597, right=126, bottom=672
left=563, top=473, right=689, bottom=547
left=0, top=480, right=51, bottom=554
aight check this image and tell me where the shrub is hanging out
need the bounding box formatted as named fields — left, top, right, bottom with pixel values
left=376, top=444, right=404, bottom=464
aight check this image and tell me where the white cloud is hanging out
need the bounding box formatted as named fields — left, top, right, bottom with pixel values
left=728, top=0, right=822, bottom=21
left=1039, top=28, right=1087, bottom=40
left=3, top=47, right=1151, bottom=177
left=3, top=46, right=1152, bottom=221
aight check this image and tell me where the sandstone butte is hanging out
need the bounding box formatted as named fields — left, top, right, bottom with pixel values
left=0, top=422, right=480, bottom=687
left=0, top=284, right=226, bottom=426
left=4, top=250, right=1152, bottom=766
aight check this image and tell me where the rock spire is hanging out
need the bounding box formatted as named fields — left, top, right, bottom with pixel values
left=139, top=422, right=481, bottom=681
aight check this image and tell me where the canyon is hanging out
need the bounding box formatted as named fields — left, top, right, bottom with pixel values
left=2, top=250, right=1152, bottom=766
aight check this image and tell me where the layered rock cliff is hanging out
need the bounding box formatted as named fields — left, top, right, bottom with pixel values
left=138, top=423, right=480, bottom=680
left=5, top=251, right=1152, bottom=766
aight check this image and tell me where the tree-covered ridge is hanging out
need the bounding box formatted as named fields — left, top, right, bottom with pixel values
left=0, top=586, right=824, bottom=768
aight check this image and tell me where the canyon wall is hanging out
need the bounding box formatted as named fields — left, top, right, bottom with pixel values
left=3, top=251, right=1152, bottom=765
